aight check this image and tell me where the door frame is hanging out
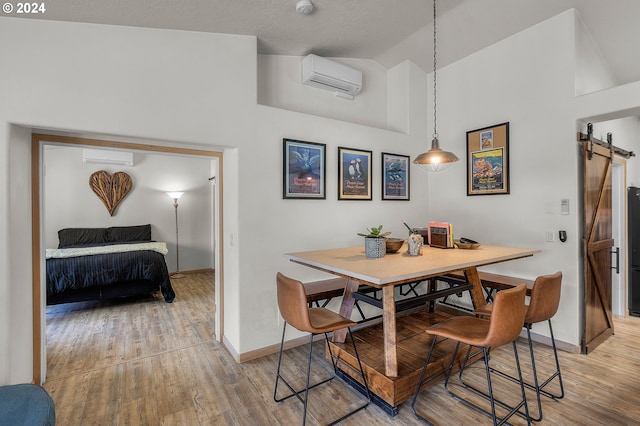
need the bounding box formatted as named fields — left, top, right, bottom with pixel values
left=31, top=133, right=224, bottom=384
left=611, top=159, right=627, bottom=317
left=578, top=127, right=634, bottom=353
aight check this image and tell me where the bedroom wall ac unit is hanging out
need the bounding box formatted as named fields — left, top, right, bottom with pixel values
left=302, top=54, right=362, bottom=99
left=83, top=148, right=134, bottom=166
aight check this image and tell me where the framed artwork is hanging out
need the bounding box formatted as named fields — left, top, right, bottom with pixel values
left=338, top=147, right=372, bottom=200
left=381, top=152, right=410, bottom=200
left=466, top=122, right=510, bottom=196
left=283, top=138, right=326, bottom=199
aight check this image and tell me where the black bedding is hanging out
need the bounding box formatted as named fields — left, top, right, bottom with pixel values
left=46, top=248, right=175, bottom=303
left=46, top=225, right=175, bottom=305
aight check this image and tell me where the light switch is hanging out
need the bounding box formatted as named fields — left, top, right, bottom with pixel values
left=561, top=198, right=570, bottom=215
left=545, top=202, right=553, bottom=214
left=546, top=231, right=555, bottom=242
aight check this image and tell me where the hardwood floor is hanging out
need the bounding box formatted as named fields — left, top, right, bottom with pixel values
left=44, top=272, right=640, bottom=425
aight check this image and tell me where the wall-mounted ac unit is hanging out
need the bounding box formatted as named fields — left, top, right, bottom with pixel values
left=302, top=54, right=362, bottom=100
left=83, top=148, right=134, bottom=166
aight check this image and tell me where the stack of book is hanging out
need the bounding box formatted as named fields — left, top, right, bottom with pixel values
left=427, top=221, right=454, bottom=249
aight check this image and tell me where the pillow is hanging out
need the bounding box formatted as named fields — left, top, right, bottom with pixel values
left=107, top=224, right=152, bottom=243
left=58, top=227, right=108, bottom=248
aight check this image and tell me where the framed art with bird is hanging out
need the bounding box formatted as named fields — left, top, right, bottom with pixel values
left=283, top=138, right=326, bottom=199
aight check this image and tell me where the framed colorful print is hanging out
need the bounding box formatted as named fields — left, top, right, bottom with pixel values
left=283, top=138, right=326, bottom=199
left=466, top=122, right=510, bottom=196
left=338, top=147, right=372, bottom=200
left=381, top=152, right=410, bottom=200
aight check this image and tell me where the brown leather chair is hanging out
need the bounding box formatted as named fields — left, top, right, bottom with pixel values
left=474, top=271, right=564, bottom=421
left=273, top=272, right=370, bottom=425
left=411, top=284, right=530, bottom=426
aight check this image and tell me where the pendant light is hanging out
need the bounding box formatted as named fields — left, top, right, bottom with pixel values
left=413, top=0, right=459, bottom=172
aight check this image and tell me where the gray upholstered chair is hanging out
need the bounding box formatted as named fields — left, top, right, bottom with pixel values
left=0, top=383, right=55, bottom=425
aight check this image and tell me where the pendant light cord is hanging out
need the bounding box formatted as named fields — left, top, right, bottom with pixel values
left=412, top=0, right=458, bottom=169
left=433, top=0, right=438, bottom=140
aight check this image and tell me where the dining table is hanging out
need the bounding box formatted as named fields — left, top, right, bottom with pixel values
left=284, top=243, right=541, bottom=378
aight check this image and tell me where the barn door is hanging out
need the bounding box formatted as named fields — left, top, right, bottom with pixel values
left=579, top=127, right=634, bottom=353
left=581, top=139, right=614, bottom=353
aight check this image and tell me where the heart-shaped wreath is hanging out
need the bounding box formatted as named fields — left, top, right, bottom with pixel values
left=89, top=170, right=133, bottom=216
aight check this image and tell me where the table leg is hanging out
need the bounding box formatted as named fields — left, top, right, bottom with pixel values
left=382, top=285, right=398, bottom=377
left=464, top=267, right=487, bottom=310
left=333, top=278, right=360, bottom=343
left=427, top=278, right=437, bottom=312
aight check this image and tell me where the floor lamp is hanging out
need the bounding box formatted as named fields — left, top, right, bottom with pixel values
left=167, top=191, right=185, bottom=279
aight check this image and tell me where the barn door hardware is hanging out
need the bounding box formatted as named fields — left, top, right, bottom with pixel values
left=577, top=122, right=635, bottom=160
left=611, top=247, right=620, bottom=274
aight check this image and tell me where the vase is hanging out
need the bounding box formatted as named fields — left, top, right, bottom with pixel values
left=407, top=233, right=424, bottom=256
left=364, top=237, right=386, bottom=258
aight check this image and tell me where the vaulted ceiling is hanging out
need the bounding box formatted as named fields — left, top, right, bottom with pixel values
left=10, top=0, right=640, bottom=84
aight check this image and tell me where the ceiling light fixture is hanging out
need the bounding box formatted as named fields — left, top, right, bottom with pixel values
left=295, top=0, right=314, bottom=15
left=413, top=0, right=459, bottom=172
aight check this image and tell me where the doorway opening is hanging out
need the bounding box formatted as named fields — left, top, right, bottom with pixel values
left=32, top=133, right=224, bottom=384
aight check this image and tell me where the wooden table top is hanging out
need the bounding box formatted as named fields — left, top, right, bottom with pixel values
left=284, top=244, right=540, bottom=286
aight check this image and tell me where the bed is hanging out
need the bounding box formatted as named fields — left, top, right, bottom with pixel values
left=45, top=224, right=176, bottom=305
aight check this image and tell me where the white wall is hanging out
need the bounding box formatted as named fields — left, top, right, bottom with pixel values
left=573, top=11, right=640, bottom=175
left=43, top=146, right=214, bottom=272
left=233, top=57, right=431, bottom=351
left=7, top=125, right=33, bottom=384
left=426, top=9, right=640, bottom=347
left=0, top=18, right=257, bottom=382
left=573, top=11, right=640, bottom=324
left=0, top=17, right=430, bottom=381
left=257, top=55, right=389, bottom=129
left=241, top=105, right=429, bottom=351
left=573, top=7, right=640, bottom=180
left=425, top=11, right=581, bottom=346
left=2, top=8, right=640, bottom=384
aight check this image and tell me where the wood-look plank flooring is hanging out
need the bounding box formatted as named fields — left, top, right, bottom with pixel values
left=44, top=272, right=640, bottom=425
left=329, top=309, right=486, bottom=410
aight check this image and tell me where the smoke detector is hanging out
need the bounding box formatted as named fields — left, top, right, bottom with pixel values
left=296, top=0, right=314, bottom=15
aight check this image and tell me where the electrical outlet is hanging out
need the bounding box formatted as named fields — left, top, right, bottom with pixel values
left=545, top=231, right=555, bottom=242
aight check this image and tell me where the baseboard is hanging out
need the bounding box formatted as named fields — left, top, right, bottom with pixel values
left=222, top=335, right=241, bottom=362
left=230, top=310, right=580, bottom=363
left=522, top=329, right=580, bottom=353
left=169, top=268, right=214, bottom=275
left=236, top=332, right=328, bottom=363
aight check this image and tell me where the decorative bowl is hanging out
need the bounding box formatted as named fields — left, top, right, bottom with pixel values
left=454, top=239, right=481, bottom=250
left=385, top=238, right=405, bottom=253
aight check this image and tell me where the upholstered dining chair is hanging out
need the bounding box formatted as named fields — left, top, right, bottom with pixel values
left=273, top=272, right=370, bottom=426
left=411, top=284, right=530, bottom=426
left=474, top=271, right=564, bottom=421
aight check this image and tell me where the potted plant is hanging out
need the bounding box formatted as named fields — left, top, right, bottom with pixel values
left=358, top=225, right=391, bottom=258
